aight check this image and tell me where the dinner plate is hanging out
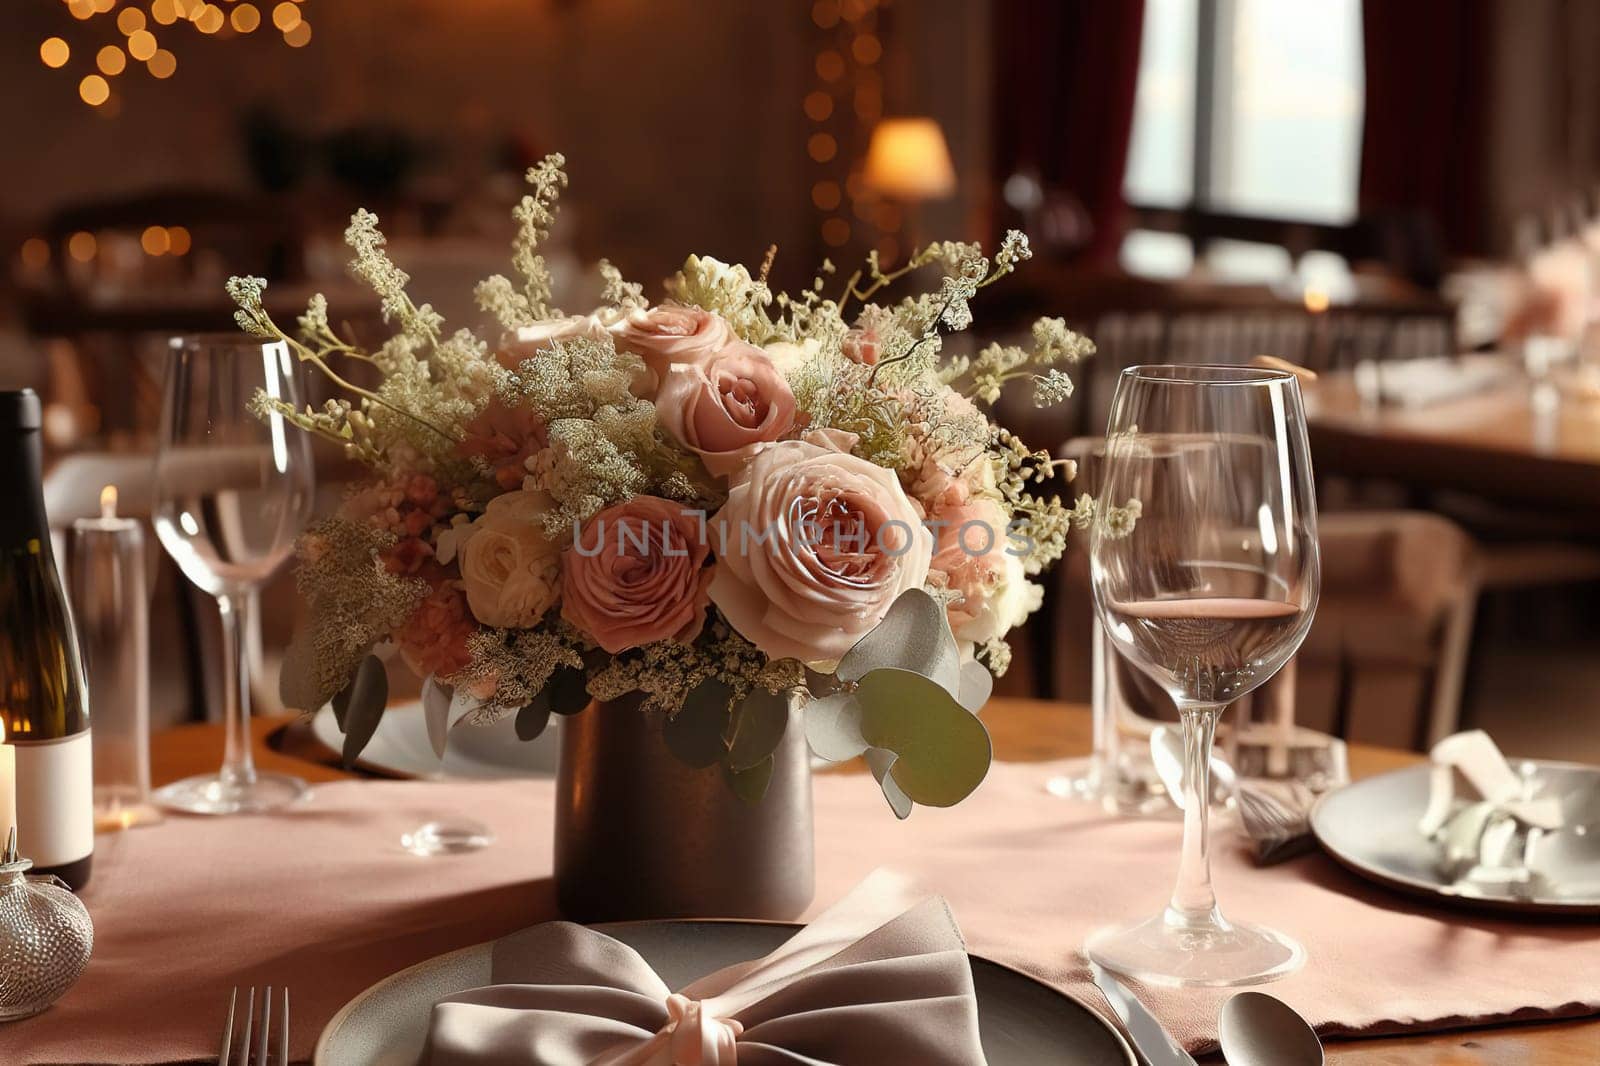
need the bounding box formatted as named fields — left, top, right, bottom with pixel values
left=1311, top=759, right=1600, bottom=916
left=316, top=919, right=1135, bottom=1065
left=310, top=701, right=558, bottom=780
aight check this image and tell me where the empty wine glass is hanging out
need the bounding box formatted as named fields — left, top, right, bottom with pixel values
left=1086, top=364, right=1321, bottom=987
left=152, top=335, right=316, bottom=814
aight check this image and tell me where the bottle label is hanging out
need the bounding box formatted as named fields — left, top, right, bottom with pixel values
left=14, top=730, right=94, bottom=867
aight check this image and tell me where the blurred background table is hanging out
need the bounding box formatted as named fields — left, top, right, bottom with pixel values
left=144, top=699, right=1599, bottom=1066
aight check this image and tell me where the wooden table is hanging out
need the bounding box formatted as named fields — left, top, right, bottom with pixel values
left=1304, top=366, right=1600, bottom=514
left=151, top=699, right=1599, bottom=1065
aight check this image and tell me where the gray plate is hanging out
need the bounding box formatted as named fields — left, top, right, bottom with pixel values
left=316, top=920, right=1134, bottom=1065
left=310, top=701, right=558, bottom=780
left=1311, top=760, right=1600, bottom=916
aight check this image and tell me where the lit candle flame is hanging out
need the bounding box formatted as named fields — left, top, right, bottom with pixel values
left=1303, top=286, right=1331, bottom=314
left=100, top=484, right=118, bottom=520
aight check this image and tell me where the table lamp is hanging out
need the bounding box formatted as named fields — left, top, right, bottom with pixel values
left=862, top=117, right=956, bottom=252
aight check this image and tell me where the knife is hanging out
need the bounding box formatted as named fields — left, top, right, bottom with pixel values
left=1090, top=963, right=1198, bottom=1066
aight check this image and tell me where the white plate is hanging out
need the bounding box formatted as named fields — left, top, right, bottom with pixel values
left=315, top=919, right=1135, bottom=1066
left=1311, top=760, right=1600, bottom=915
left=310, top=701, right=558, bottom=780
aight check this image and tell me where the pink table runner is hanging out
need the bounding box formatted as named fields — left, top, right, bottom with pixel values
left=5, top=758, right=1599, bottom=1064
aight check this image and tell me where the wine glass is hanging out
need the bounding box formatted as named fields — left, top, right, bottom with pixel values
left=1086, top=364, right=1320, bottom=987
left=152, top=334, right=316, bottom=814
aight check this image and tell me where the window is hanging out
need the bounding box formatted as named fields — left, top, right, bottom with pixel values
left=1123, top=0, right=1366, bottom=265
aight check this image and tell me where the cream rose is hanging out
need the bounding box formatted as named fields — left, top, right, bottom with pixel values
left=495, top=315, right=613, bottom=371
left=655, top=342, right=797, bottom=477
left=609, top=304, right=735, bottom=382
left=762, top=337, right=820, bottom=378
left=459, top=489, right=562, bottom=629
left=708, top=432, right=933, bottom=664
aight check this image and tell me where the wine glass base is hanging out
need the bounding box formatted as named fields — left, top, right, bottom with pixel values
left=1086, top=910, right=1304, bottom=988
left=153, top=772, right=311, bottom=816
left=1046, top=756, right=1173, bottom=816
left=401, top=818, right=495, bottom=856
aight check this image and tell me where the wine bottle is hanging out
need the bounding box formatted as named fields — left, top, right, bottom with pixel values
left=0, top=390, right=93, bottom=890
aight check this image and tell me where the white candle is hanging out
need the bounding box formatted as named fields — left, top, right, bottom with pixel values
left=0, top=718, right=16, bottom=847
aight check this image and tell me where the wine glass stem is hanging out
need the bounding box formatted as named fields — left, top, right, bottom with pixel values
left=1167, top=703, right=1224, bottom=925
left=217, top=591, right=259, bottom=790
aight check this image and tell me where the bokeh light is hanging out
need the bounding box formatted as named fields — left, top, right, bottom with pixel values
left=97, top=46, right=127, bottom=76
left=79, top=75, right=111, bottom=107
left=811, top=0, right=839, bottom=29
left=150, top=0, right=178, bottom=25
left=852, top=34, right=882, bottom=65
left=822, top=218, right=851, bottom=247
left=68, top=232, right=98, bottom=262
left=803, top=91, right=833, bottom=122
left=815, top=51, right=845, bottom=82
left=195, top=5, right=224, bottom=34
left=67, top=0, right=96, bottom=21
left=141, top=226, right=171, bottom=256
left=20, top=239, right=51, bottom=271
left=147, top=49, right=177, bottom=79
left=230, top=3, right=260, bottom=33
left=128, top=30, right=157, bottom=61
left=811, top=181, right=842, bottom=211
left=168, top=226, right=193, bottom=256
left=283, top=18, right=311, bottom=46
left=40, top=38, right=70, bottom=69
left=807, top=133, right=838, bottom=163
left=272, top=1, right=300, bottom=31
left=117, top=8, right=146, bottom=35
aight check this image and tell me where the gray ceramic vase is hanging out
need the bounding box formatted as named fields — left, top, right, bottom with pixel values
left=554, top=694, right=815, bottom=922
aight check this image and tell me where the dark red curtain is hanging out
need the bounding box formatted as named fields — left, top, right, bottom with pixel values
left=1359, top=0, right=1492, bottom=259
left=992, top=0, right=1146, bottom=264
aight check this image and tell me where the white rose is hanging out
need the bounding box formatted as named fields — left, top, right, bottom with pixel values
left=495, top=315, right=613, bottom=370
left=951, top=549, right=1041, bottom=645
left=459, top=490, right=562, bottom=629
left=763, top=337, right=820, bottom=379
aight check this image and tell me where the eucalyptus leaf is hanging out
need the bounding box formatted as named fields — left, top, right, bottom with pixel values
left=837, top=588, right=962, bottom=697
left=723, top=755, right=775, bottom=805
left=336, top=654, right=388, bottom=769
left=726, top=688, right=790, bottom=772
left=422, top=676, right=454, bottom=759
left=663, top=677, right=733, bottom=769
left=957, top=659, right=994, bottom=714
left=514, top=700, right=553, bottom=742
left=545, top=665, right=591, bottom=716
left=864, top=747, right=913, bottom=819
left=803, top=692, right=870, bottom=763
left=856, top=667, right=992, bottom=807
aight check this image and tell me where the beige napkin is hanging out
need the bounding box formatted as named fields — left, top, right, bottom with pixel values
left=424, top=871, right=987, bottom=1066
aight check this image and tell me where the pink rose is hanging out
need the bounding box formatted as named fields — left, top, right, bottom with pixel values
left=495, top=315, right=613, bottom=371
left=708, top=432, right=933, bottom=664
left=927, top=498, right=1024, bottom=642
left=562, top=497, right=713, bottom=653
left=610, top=304, right=735, bottom=381
left=841, top=327, right=881, bottom=366
left=655, top=342, right=798, bottom=477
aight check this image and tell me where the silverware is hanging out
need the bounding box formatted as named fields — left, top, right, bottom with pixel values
left=1219, top=991, right=1324, bottom=1066
left=1089, top=963, right=1197, bottom=1066
left=218, top=985, right=289, bottom=1066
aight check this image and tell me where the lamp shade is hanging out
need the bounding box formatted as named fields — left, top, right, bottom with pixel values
left=862, top=117, right=956, bottom=201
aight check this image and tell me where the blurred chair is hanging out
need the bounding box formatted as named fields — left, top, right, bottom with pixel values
left=1050, top=436, right=1481, bottom=750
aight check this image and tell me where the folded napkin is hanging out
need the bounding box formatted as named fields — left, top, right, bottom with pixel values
left=1354, top=356, right=1511, bottom=408
left=1418, top=730, right=1566, bottom=889
left=423, top=871, right=987, bottom=1066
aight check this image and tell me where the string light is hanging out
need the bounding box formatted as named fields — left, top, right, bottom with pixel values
left=807, top=0, right=882, bottom=257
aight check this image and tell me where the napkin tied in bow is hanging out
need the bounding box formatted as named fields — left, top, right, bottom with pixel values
left=423, top=871, right=988, bottom=1066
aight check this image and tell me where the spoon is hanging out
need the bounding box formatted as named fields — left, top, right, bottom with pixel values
left=1218, top=991, right=1324, bottom=1066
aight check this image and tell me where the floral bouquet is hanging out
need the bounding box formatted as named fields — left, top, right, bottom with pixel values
left=229, top=154, right=1134, bottom=816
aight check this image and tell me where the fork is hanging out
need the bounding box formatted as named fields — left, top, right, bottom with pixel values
left=218, top=985, right=289, bottom=1066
